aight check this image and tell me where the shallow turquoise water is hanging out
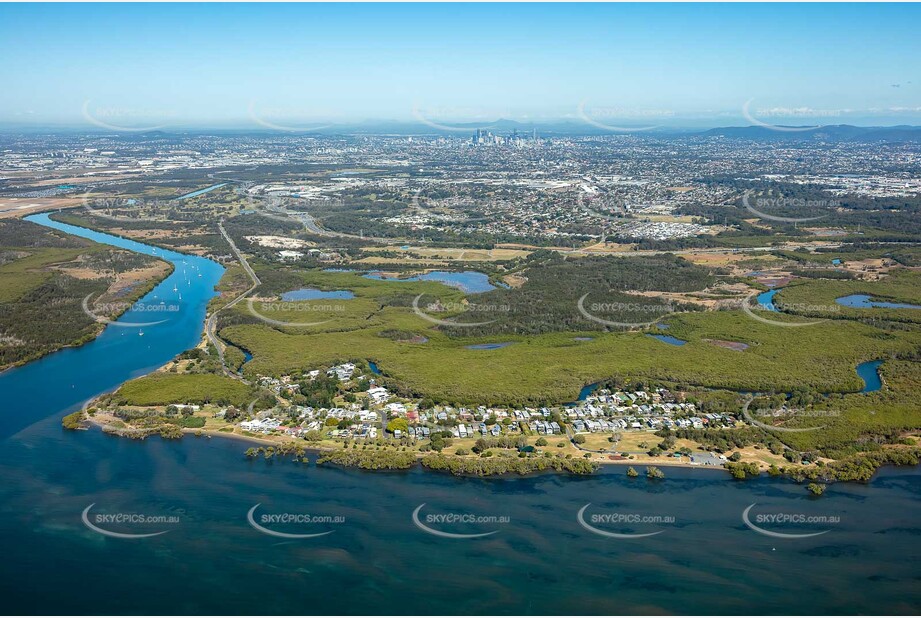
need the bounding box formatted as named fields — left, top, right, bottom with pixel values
left=756, top=289, right=780, bottom=312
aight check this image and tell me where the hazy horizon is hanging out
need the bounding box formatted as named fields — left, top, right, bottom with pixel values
left=2, top=3, right=920, bottom=131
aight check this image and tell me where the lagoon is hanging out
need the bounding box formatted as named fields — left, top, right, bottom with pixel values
left=176, top=183, right=227, bottom=200
left=648, top=334, right=687, bottom=346
left=837, top=294, right=921, bottom=310
left=364, top=270, right=496, bottom=294
left=281, top=288, right=355, bottom=301
left=857, top=359, right=883, bottom=393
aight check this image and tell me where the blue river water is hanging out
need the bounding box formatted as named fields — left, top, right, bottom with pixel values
left=0, top=214, right=224, bottom=440
left=756, top=289, right=780, bottom=312
left=281, top=288, right=355, bottom=301
left=837, top=294, right=921, bottom=310
left=465, top=342, right=514, bottom=350
left=364, top=270, right=496, bottom=294
left=0, top=216, right=918, bottom=614
left=857, top=360, right=883, bottom=393
left=176, top=183, right=227, bottom=200
left=648, top=334, right=687, bottom=346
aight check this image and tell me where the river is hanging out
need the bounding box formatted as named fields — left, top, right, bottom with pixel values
left=0, top=214, right=224, bottom=440
left=0, top=215, right=918, bottom=615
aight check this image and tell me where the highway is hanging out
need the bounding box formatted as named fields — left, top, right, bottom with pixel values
left=204, top=220, right=260, bottom=380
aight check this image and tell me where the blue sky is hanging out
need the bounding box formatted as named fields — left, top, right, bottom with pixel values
left=1, top=3, right=920, bottom=128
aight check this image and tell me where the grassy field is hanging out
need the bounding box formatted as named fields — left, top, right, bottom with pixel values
left=114, top=373, right=256, bottom=407
left=217, top=268, right=921, bottom=405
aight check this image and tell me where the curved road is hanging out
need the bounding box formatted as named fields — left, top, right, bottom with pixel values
left=205, top=220, right=260, bottom=380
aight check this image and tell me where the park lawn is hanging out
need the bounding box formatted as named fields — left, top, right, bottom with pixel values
left=115, top=373, right=256, bottom=407
left=576, top=433, right=618, bottom=451
left=613, top=431, right=662, bottom=453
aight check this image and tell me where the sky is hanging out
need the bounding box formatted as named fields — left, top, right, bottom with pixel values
left=1, top=2, right=920, bottom=130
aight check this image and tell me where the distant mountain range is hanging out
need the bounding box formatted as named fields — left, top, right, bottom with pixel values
left=700, top=124, right=921, bottom=142
left=3, top=121, right=921, bottom=142
left=265, top=120, right=921, bottom=141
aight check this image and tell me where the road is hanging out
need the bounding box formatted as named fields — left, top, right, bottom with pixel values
left=265, top=198, right=387, bottom=242
left=205, top=220, right=260, bottom=380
